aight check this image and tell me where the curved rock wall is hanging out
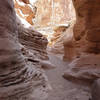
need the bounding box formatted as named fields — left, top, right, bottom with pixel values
left=73, top=0, right=100, bottom=53
left=0, top=0, right=50, bottom=99
left=63, top=0, right=100, bottom=82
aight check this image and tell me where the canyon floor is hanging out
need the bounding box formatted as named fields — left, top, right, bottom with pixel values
left=46, top=54, right=91, bottom=100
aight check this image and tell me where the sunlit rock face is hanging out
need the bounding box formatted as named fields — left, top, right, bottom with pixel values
left=14, top=0, right=75, bottom=55
left=63, top=0, right=100, bottom=82
left=34, top=0, right=75, bottom=55
left=35, top=0, right=75, bottom=27
left=14, top=0, right=75, bottom=28
left=14, top=0, right=37, bottom=27
left=0, top=0, right=50, bottom=99
left=49, top=25, right=69, bottom=54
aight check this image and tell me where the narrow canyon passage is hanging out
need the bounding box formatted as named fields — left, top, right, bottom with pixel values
left=0, top=0, right=100, bottom=100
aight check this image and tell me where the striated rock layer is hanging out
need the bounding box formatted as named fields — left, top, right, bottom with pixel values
left=0, top=0, right=50, bottom=100
left=18, top=26, right=49, bottom=60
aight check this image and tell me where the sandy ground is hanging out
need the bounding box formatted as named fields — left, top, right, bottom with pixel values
left=45, top=54, right=91, bottom=100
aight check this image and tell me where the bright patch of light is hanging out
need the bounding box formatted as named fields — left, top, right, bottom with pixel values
left=36, top=27, right=55, bottom=42
left=15, top=0, right=25, bottom=6
left=16, top=13, right=31, bottom=28
left=29, top=0, right=38, bottom=5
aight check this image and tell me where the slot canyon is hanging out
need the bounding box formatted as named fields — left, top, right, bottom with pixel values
left=0, top=0, right=100, bottom=100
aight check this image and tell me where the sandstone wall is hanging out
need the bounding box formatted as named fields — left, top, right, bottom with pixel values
left=63, top=0, right=100, bottom=82
left=14, top=0, right=37, bottom=26
left=0, top=0, right=50, bottom=99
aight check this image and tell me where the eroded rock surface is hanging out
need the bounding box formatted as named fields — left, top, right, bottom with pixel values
left=14, top=0, right=37, bottom=26
left=50, top=25, right=69, bottom=54
left=0, top=0, right=50, bottom=99
left=63, top=0, right=100, bottom=82
left=18, top=26, right=48, bottom=60
left=73, top=0, right=100, bottom=53
left=63, top=54, right=100, bottom=81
